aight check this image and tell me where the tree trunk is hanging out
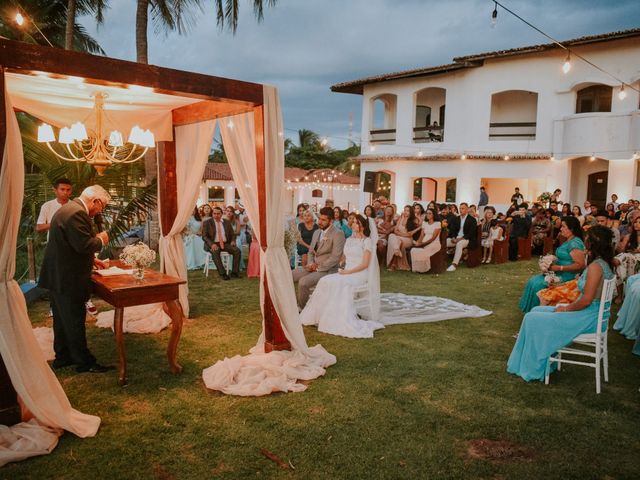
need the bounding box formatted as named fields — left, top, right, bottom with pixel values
left=65, top=0, right=76, bottom=50
left=136, top=0, right=149, bottom=64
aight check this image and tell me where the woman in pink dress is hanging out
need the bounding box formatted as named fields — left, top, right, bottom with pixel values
left=247, top=229, right=261, bottom=278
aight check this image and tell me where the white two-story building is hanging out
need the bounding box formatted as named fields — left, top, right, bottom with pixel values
left=331, top=28, right=640, bottom=213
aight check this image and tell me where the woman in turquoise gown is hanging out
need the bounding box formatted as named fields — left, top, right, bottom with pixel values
left=613, top=273, right=640, bottom=342
left=508, top=225, right=615, bottom=382
left=519, top=216, right=586, bottom=313
left=184, top=208, right=207, bottom=270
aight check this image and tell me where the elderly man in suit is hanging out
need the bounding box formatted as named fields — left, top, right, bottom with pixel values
left=39, top=185, right=112, bottom=373
left=202, top=206, right=241, bottom=280
left=446, top=202, right=478, bottom=272
left=292, top=206, right=346, bottom=309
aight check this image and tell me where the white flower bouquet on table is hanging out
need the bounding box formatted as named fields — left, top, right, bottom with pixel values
left=119, top=242, right=156, bottom=279
left=539, top=254, right=557, bottom=273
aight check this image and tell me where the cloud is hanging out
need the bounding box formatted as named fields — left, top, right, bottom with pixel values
left=80, top=0, right=640, bottom=148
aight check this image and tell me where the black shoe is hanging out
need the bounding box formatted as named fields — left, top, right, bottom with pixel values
left=230, top=272, right=239, bottom=278
left=221, top=274, right=231, bottom=281
left=76, top=363, right=115, bottom=373
left=52, top=359, right=74, bottom=369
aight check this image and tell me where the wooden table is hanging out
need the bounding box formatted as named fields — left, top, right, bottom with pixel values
left=91, top=262, right=186, bottom=385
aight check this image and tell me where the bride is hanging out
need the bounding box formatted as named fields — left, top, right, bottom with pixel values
left=300, top=214, right=383, bottom=338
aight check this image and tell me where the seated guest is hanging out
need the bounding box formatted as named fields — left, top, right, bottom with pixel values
left=508, top=225, right=614, bottom=382
left=613, top=214, right=640, bottom=291
left=605, top=202, right=616, bottom=220
left=296, top=209, right=319, bottom=266
left=560, top=203, right=572, bottom=217
left=184, top=206, right=207, bottom=270
left=480, top=207, right=495, bottom=263
left=469, top=204, right=480, bottom=220
left=572, top=205, right=585, bottom=226
left=614, top=273, right=640, bottom=342
left=373, top=199, right=384, bottom=218
left=292, top=207, right=345, bottom=309
left=446, top=202, right=478, bottom=272
left=531, top=208, right=551, bottom=255
left=333, top=206, right=352, bottom=238
left=363, top=204, right=376, bottom=221
left=410, top=208, right=442, bottom=273
left=413, top=202, right=425, bottom=223
left=202, top=206, right=241, bottom=280
left=376, top=205, right=396, bottom=264
left=519, top=216, right=586, bottom=313
left=387, top=205, right=421, bottom=271
left=508, top=203, right=532, bottom=261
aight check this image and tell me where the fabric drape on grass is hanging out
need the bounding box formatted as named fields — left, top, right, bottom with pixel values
left=0, top=79, right=100, bottom=468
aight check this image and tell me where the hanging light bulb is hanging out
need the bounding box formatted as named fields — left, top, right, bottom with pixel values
left=15, top=13, right=25, bottom=26
left=490, top=2, right=498, bottom=28
left=618, top=84, right=627, bottom=100
left=562, top=52, right=571, bottom=74
left=461, top=153, right=467, bottom=160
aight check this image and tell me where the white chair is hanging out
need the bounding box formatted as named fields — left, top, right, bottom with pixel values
left=203, top=251, right=232, bottom=277
left=545, top=277, right=616, bottom=394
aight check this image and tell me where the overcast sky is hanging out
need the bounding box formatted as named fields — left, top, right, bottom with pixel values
left=80, top=0, right=640, bottom=149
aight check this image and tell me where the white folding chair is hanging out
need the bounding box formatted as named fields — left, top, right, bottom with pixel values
left=203, top=251, right=232, bottom=277
left=545, top=277, right=616, bottom=394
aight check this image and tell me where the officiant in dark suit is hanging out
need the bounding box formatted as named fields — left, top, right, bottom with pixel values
left=39, top=185, right=113, bottom=373
left=202, top=206, right=241, bottom=280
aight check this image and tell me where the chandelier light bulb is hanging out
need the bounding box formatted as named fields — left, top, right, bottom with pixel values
left=37, top=123, right=55, bottom=142
left=15, top=13, right=24, bottom=26
left=70, top=122, right=88, bottom=141
left=58, top=127, right=75, bottom=144
left=562, top=53, right=571, bottom=74
left=618, top=85, right=627, bottom=100
left=108, top=131, right=124, bottom=147
left=128, top=125, right=145, bottom=144
left=141, top=129, right=155, bottom=148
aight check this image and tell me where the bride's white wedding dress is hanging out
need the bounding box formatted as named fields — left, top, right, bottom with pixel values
left=300, top=236, right=384, bottom=338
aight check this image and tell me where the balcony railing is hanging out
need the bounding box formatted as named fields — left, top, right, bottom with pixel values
left=413, top=126, right=444, bottom=143
left=369, top=128, right=396, bottom=144
left=489, top=122, right=536, bottom=140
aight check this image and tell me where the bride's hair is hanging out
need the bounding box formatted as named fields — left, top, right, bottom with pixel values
left=352, top=214, right=371, bottom=237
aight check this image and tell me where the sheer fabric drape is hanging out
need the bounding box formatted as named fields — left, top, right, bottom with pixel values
left=202, top=87, right=335, bottom=396
left=0, top=80, right=100, bottom=467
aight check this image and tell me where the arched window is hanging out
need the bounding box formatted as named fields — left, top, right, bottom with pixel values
left=576, top=85, right=612, bottom=113
left=369, top=94, right=397, bottom=144
left=445, top=179, right=457, bottom=203
left=413, top=87, right=446, bottom=143
left=312, top=189, right=323, bottom=198
left=489, top=90, right=538, bottom=140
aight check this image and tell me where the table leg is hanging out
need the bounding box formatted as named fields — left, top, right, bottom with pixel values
left=113, top=307, right=127, bottom=385
left=165, top=300, right=184, bottom=375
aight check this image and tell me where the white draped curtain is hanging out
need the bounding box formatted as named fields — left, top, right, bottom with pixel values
left=202, top=86, right=335, bottom=396
left=158, top=120, right=216, bottom=318
left=0, top=79, right=100, bottom=467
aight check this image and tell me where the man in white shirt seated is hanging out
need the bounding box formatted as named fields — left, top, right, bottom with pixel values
left=37, top=178, right=98, bottom=316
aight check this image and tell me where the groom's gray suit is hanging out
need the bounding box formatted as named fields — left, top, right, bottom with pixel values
left=292, top=223, right=345, bottom=308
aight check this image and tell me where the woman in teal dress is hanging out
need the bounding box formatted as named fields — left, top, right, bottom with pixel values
left=184, top=207, right=207, bottom=270
left=519, top=216, right=586, bottom=313
left=613, top=273, right=640, bottom=342
left=508, top=225, right=615, bottom=382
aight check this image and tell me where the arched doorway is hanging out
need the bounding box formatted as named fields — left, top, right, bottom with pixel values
left=587, top=171, right=608, bottom=207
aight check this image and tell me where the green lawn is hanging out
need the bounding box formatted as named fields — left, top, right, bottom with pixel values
left=5, top=260, right=640, bottom=479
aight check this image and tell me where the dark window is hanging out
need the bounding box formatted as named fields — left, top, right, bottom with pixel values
left=415, top=106, right=431, bottom=127
left=445, top=179, right=456, bottom=202
left=576, top=85, right=612, bottom=113
left=208, top=186, right=223, bottom=201
left=312, top=189, right=323, bottom=198
left=439, top=104, right=446, bottom=126
left=636, top=160, right=640, bottom=187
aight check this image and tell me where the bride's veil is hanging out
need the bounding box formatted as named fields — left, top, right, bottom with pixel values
left=365, top=216, right=381, bottom=322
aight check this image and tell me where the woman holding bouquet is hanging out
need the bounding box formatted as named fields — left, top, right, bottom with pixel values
left=518, top=216, right=586, bottom=313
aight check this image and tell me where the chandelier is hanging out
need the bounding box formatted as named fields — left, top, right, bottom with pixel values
left=37, top=92, right=155, bottom=175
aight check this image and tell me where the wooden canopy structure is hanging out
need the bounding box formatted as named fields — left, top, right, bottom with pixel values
left=0, top=38, right=290, bottom=425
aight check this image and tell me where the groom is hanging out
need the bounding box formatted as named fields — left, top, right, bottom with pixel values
left=292, top=206, right=345, bottom=309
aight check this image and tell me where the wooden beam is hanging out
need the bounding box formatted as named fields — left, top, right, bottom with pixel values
left=254, top=105, right=290, bottom=352
left=0, top=67, right=21, bottom=426
left=157, top=141, right=178, bottom=238
left=172, top=101, right=254, bottom=126
left=0, top=39, right=263, bottom=105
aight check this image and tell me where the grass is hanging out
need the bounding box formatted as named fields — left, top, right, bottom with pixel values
left=5, top=260, right=640, bottom=479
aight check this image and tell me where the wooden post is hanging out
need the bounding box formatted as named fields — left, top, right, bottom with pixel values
left=254, top=105, right=290, bottom=352
left=0, top=67, right=21, bottom=425
left=156, top=139, right=178, bottom=238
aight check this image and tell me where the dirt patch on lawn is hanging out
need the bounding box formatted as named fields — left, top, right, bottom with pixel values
left=466, top=439, right=536, bottom=464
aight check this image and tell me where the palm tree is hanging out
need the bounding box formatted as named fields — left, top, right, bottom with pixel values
left=0, top=0, right=105, bottom=54
left=65, top=0, right=108, bottom=50
left=135, top=0, right=278, bottom=64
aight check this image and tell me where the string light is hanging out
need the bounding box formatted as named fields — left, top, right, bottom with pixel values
left=618, top=84, right=627, bottom=100
left=590, top=155, right=596, bottom=161
left=504, top=155, right=510, bottom=161
left=490, top=1, right=498, bottom=28
left=461, top=153, right=467, bottom=160
left=15, top=12, right=24, bottom=26
left=562, top=52, right=571, bottom=74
